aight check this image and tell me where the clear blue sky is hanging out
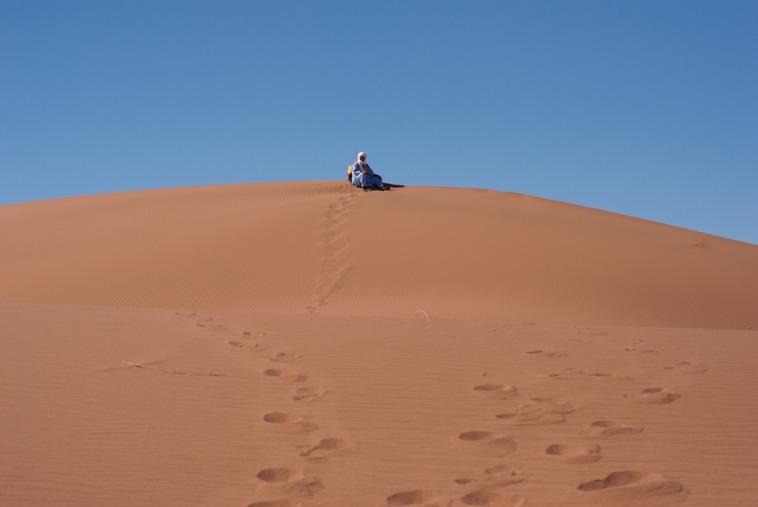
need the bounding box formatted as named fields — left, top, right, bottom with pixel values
left=2, top=1, right=756, bottom=244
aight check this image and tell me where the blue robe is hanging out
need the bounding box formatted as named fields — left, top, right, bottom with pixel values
left=351, top=162, right=384, bottom=189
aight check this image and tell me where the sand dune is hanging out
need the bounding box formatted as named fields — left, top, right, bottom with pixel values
left=1, top=182, right=757, bottom=506
left=0, top=181, right=755, bottom=327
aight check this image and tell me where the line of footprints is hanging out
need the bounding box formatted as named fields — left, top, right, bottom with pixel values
left=186, top=314, right=706, bottom=506
left=185, top=313, right=347, bottom=507
left=384, top=338, right=706, bottom=507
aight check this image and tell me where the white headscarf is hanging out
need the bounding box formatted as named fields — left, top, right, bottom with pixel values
left=356, top=152, right=368, bottom=165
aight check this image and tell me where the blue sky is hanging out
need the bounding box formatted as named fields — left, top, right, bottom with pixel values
left=2, top=0, right=756, bottom=244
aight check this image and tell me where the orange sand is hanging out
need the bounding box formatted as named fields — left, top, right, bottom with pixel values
left=1, top=181, right=756, bottom=506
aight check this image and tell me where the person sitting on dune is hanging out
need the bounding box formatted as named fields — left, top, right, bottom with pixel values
left=351, top=152, right=385, bottom=189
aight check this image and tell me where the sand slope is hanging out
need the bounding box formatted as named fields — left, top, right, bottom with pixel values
left=1, top=182, right=757, bottom=506
left=0, top=181, right=755, bottom=327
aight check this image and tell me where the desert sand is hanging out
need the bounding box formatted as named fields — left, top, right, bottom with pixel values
left=1, top=181, right=756, bottom=506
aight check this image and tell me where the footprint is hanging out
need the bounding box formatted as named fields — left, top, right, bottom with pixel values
left=277, top=477, right=324, bottom=498
left=625, top=347, right=659, bottom=354
left=497, top=397, right=576, bottom=426
left=299, top=438, right=350, bottom=460
left=549, top=368, right=585, bottom=380
left=496, top=409, right=565, bottom=426
left=455, top=463, right=525, bottom=490
left=385, top=489, right=439, bottom=506
left=664, top=361, right=708, bottom=374
left=525, top=349, right=566, bottom=358
left=262, top=412, right=318, bottom=433
left=270, top=352, right=299, bottom=363
left=458, top=431, right=517, bottom=457
left=257, top=468, right=297, bottom=483
left=546, top=444, right=602, bottom=464
left=227, top=340, right=245, bottom=348
left=460, top=490, right=527, bottom=506
left=581, top=420, right=643, bottom=437
left=578, top=471, right=686, bottom=503
left=625, top=387, right=681, bottom=404
left=196, top=317, right=217, bottom=328
left=587, top=372, right=632, bottom=382
left=460, top=490, right=500, bottom=506
left=262, top=412, right=300, bottom=423
left=473, top=384, right=518, bottom=400
left=262, top=368, right=307, bottom=383
left=247, top=500, right=292, bottom=507
left=292, top=387, right=326, bottom=402
left=531, top=397, right=577, bottom=413
left=251, top=470, right=324, bottom=506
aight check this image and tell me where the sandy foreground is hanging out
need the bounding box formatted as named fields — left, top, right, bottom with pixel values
left=1, top=181, right=757, bottom=506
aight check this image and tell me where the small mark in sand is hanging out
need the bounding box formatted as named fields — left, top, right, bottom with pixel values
left=458, top=431, right=517, bottom=457
left=461, top=490, right=500, bottom=505
left=262, top=412, right=318, bottom=432
left=546, top=443, right=602, bottom=464
left=262, top=368, right=307, bottom=383
left=625, top=387, right=681, bottom=404
left=581, top=420, right=643, bottom=438
left=473, top=383, right=518, bottom=399
left=117, top=360, right=225, bottom=377
left=270, top=352, right=299, bottom=363
left=497, top=397, right=576, bottom=426
left=386, top=489, right=435, bottom=506
left=256, top=468, right=296, bottom=483
left=525, top=349, right=566, bottom=357
left=247, top=500, right=292, bottom=507
left=455, top=463, right=525, bottom=493
left=248, top=472, right=324, bottom=506
left=625, top=347, right=659, bottom=354
left=292, top=387, right=326, bottom=402
left=460, top=488, right=527, bottom=506
left=664, top=360, right=708, bottom=374
left=578, top=471, right=687, bottom=503
left=299, top=438, right=350, bottom=460
left=549, top=368, right=585, bottom=380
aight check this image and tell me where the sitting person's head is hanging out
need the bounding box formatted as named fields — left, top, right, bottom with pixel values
left=357, top=152, right=367, bottom=164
